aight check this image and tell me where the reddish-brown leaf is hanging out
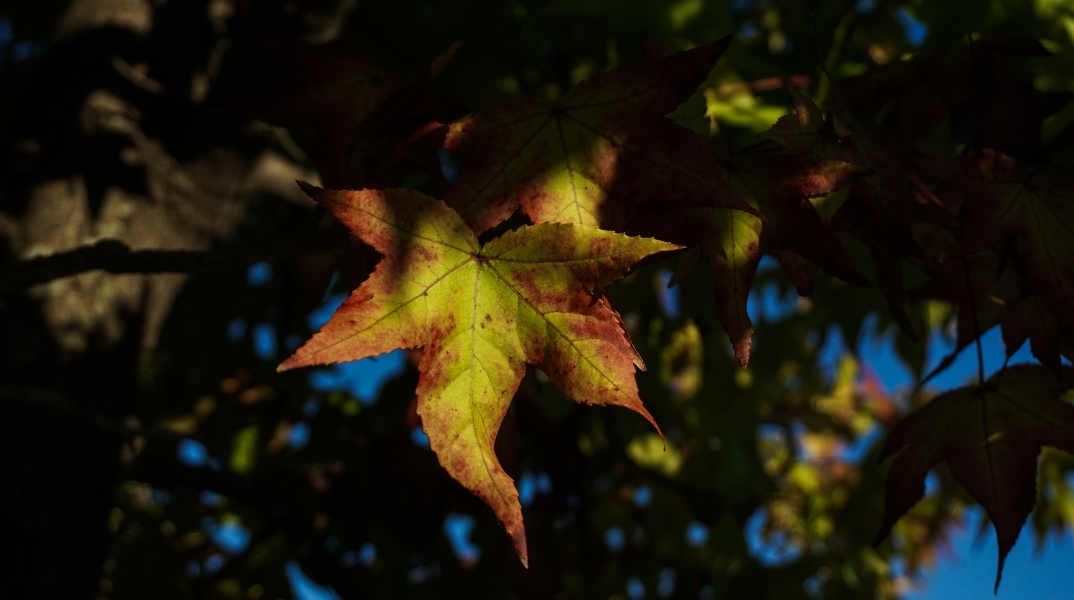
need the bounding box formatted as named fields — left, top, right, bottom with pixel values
left=877, top=365, right=1074, bottom=592
left=225, top=37, right=403, bottom=133
left=632, top=151, right=868, bottom=366
left=922, top=150, right=1074, bottom=317
left=758, top=86, right=957, bottom=338
left=317, top=81, right=452, bottom=188
left=437, top=36, right=756, bottom=235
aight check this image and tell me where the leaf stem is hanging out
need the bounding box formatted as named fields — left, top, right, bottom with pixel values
left=813, top=9, right=855, bottom=106
left=960, top=256, right=986, bottom=384
left=992, top=353, right=1012, bottom=389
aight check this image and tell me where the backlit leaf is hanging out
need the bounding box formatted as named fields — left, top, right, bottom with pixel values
left=279, top=183, right=678, bottom=565
left=438, top=36, right=756, bottom=235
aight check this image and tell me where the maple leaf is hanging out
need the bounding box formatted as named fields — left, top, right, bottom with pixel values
left=836, top=36, right=1059, bottom=156
left=922, top=150, right=1074, bottom=318
left=316, top=81, right=453, bottom=189
left=437, top=36, right=757, bottom=235
left=759, top=86, right=950, bottom=256
left=913, top=254, right=1066, bottom=377
left=758, top=85, right=956, bottom=338
left=632, top=150, right=868, bottom=366
left=757, top=84, right=849, bottom=163
left=215, top=37, right=450, bottom=189
left=221, top=36, right=403, bottom=135
left=279, top=182, right=678, bottom=566
left=877, top=365, right=1074, bottom=591
left=768, top=249, right=819, bottom=296
left=832, top=125, right=957, bottom=340
left=1001, top=294, right=1065, bottom=376
left=837, top=45, right=977, bottom=141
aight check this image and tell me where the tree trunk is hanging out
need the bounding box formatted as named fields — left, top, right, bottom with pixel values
left=0, top=0, right=350, bottom=595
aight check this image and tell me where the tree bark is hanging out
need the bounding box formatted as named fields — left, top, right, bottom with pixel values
left=0, top=0, right=353, bottom=595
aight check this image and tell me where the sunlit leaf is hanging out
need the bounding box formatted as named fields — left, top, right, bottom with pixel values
left=279, top=183, right=677, bottom=565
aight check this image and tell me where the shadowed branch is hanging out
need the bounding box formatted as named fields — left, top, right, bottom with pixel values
left=0, top=235, right=339, bottom=294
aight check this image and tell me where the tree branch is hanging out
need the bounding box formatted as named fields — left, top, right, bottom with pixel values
left=0, top=234, right=338, bottom=294
left=1, top=384, right=189, bottom=443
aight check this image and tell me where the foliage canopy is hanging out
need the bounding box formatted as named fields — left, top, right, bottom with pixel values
left=2, top=0, right=1074, bottom=599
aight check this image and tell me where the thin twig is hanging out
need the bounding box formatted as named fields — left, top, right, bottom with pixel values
left=992, top=352, right=1012, bottom=389
left=960, top=256, right=986, bottom=384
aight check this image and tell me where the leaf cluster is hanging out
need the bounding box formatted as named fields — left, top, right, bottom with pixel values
left=253, top=13, right=1074, bottom=592
left=24, top=1, right=1073, bottom=598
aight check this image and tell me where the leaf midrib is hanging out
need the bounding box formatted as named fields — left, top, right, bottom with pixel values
left=482, top=260, right=625, bottom=394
